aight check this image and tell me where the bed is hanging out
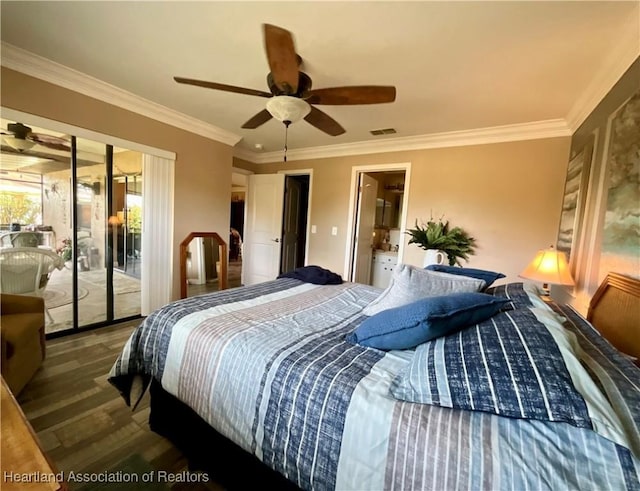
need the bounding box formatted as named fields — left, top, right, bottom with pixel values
left=109, top=267, right=640, bottom=490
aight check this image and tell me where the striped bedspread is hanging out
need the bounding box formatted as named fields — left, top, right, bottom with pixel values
left=109, top=278, right=640, bottom=490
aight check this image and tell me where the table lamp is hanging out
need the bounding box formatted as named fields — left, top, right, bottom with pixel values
left=519, top=244, right=574, bottom=295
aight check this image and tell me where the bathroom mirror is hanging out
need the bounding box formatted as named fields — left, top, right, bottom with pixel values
left=375, top=191, right=403, bottom=229
left=180, top=232, right=228, bottom=298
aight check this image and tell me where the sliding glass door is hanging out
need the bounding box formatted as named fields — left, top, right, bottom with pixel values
left=0, top=117, right=143, bottom=335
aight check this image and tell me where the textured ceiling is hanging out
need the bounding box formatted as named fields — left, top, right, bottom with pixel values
left=1, top=1, right=638, bottom=159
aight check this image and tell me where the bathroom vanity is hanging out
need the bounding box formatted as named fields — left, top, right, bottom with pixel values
left=371, top=250, right=398, bottom=289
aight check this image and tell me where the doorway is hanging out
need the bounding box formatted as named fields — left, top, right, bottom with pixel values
left=281, top=174, right=310, bottom=274
left=242, top=171, right=312, bottom=286
left=345, top=163, right=411, bottom=286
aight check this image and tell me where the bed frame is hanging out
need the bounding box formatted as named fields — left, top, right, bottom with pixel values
left=148, top=272, right=640, bottom=488
left=587, top=272, right=640, bottom=364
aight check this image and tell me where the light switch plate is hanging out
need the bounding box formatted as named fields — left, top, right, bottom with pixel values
left=331, top=226, right=338, bottom=236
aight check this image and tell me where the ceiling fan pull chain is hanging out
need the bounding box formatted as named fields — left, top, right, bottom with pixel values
left=283, top=120, right=291, bottom=162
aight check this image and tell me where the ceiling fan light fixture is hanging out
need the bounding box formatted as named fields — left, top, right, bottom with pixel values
left=266, top=96, right=311, bottom=124
left=3, top=136, right=36, bottom=152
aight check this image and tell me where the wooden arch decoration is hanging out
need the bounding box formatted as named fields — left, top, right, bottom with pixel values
left=180, top=232, right=228, bottom=299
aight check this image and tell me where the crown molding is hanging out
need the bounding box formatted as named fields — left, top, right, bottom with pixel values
left=235, top=119, right=571, bottom=164
left=0, top=42, right=242, bottom=147
left=565, top=29, right=640, bottom=132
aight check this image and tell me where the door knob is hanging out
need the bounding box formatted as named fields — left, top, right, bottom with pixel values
left=272, top=238, right=280, bottom=243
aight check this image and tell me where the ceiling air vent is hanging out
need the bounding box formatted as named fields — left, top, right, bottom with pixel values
left=370, top=128, right=397, bottom=136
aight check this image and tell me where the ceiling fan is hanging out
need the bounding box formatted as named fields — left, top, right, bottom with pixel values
left=174, top=24, right=396, bottom=136
left=1, top=122, right=71, bottom=152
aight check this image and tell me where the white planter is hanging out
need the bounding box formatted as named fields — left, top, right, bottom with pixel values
left=423, top=249, right=446, bottom=267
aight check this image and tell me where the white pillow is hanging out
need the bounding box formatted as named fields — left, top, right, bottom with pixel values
left=362, top=263, right=485, bottom=316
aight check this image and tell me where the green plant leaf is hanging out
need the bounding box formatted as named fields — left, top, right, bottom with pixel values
left=405, top=217, right=476, bottom=263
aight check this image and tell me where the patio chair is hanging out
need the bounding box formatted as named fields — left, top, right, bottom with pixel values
left=0, top=247, right=64, bottom=323
left=0, top=231, right=43, bottom=248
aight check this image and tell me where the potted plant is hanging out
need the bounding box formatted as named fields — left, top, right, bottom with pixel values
left=405, top=217, right=477, bottom=266
left=56, top=237, right=73, bottom=268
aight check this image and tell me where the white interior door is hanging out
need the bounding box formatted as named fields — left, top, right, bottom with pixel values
left=352, top=173, right=378, bottom=284
left=243, top=174, right=285, bottom=285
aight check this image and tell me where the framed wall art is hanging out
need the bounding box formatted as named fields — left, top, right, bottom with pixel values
left=597, top=89, right=640, bottom=283
left=557, top=136, right=594, bottom=267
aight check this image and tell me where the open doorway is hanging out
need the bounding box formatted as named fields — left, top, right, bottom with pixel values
left=241, top=170, right=312, bottom=286
left=345, top=163, right=411, bottom=287
left=281, top=174, right=310, bottom=274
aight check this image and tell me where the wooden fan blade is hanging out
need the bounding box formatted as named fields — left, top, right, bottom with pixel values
left=306, top=86, right=396, bottom=105
left=241, top=109, right=273, bottom=129
left=27, top=133, right=71, bottom=152
left=263, top=24, right=299, bottom=94
left=304, top=106, right=345, bottom=136
left=174, top=77, right=272, bottom=98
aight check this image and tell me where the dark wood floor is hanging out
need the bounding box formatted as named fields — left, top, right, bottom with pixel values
left=16, top=320, right=224, bottom=491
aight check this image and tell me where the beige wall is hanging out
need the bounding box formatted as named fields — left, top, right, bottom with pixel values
left=242, top=137, right=571, bottom=284
left=1, top=68, right=234, bottom=299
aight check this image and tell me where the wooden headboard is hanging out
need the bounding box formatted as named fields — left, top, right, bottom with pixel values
left=587, top=272, right=640, bottom=364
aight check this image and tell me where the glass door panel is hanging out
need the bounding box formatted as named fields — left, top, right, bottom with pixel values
left=0, top=119, right=74, bottom=334
left=112, top=150, right=142, bottom=320
left=75, top=137, right=108, bottom=328
left=43, top=155, right=74, bottom=333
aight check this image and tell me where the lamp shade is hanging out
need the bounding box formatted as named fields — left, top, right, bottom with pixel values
left=266, top=96, right=311, bottom=123
left=519, top=245, right=574, bottom=286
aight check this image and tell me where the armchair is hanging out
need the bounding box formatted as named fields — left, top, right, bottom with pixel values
left=0, top=294, right=46, bottom=395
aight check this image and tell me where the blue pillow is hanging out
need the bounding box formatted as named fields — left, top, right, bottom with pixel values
left=425, top=265, right=505, bottom=289
left=347, top=293, right=509, bottom=350
left=484, top=282, right=533, bottom=310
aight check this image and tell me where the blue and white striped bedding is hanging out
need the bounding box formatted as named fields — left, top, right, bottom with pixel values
left=389, top=308, right=593, bottom=427
left=109, top=279, right=640, bottom=490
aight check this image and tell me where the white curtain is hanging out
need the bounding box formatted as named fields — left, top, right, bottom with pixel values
left=141, top=154, right=174, bottom=315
